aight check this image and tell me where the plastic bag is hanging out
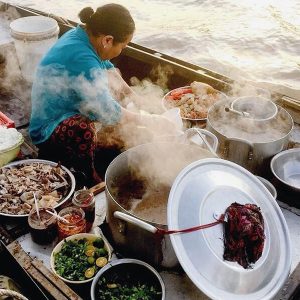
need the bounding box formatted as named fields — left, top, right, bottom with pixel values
left=161, top=108, right=183, bottom=132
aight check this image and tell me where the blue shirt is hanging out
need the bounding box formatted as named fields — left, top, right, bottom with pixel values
left=29, top=25, right=122, bottom=144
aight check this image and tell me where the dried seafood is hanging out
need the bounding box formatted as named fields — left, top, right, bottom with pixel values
left=0, top=162, right=70, bottom=215
left=164, top=82, right=222, bottom=120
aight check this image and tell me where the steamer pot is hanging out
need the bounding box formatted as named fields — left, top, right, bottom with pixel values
left=105, top=130, right=218, bottom=268
left=206, top=99, right=293, bottom=175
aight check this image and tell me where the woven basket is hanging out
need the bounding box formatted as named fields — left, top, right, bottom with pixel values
left=0, top=289, right=28, bottom=300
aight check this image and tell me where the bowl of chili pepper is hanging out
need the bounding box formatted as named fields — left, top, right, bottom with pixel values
left=50, top=233, right=112, bottom=284
left=91, top=258, right=165, bottom=300
left=162, top=82, right=227, bottom=127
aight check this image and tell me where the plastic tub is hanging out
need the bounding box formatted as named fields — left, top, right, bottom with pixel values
left=0, top=127, right=23, bottom=167
left=10, top=16, right=59, bottom=82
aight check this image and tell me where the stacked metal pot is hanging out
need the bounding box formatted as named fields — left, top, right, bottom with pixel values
left=206, top=96, right=293, bottom=175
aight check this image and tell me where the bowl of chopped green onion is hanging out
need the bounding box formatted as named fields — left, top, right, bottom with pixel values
left=50, top=233, right=112, bottom=284
left=91, top=258, right=165, bottom=300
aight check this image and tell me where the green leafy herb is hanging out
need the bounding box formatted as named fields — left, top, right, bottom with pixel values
left=96, top=273, right=162, bottom=300
left=54, top=238, right=108, bottom=281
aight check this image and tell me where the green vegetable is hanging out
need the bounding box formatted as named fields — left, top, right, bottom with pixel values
left=85, top=267, right=95, bottom=278
left=54, top=238, right=108, bottom=281
left=95, top=248, right=108, bottom=257
left=93, top=238, right=104, bottom=248
left=95, top=273, right=162, bottom=300
left=87, top=256, right=95, bottom=265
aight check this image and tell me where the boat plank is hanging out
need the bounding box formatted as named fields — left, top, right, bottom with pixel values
left=7, top=241, right=83, bottom=300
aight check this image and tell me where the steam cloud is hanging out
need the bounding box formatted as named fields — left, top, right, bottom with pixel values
left=0, top=6, right=32, bottom=115
left=4, top=4, right=291, bottom=202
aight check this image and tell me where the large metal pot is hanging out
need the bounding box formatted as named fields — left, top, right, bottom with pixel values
left=105, top=129, right=218, bottom=268
left=206, top=98, right=294, bottom=175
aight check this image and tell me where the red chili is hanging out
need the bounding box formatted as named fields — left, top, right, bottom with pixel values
left=82, top=194, right=93, bottom=206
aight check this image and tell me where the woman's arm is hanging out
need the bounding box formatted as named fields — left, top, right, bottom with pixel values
left=107, top=68, right=139, bottom=103
left=107, top=69, right=177, bottom=133
left=120, top=107, right=177, bottom=135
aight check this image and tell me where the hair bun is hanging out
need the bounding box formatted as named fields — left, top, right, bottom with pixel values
left=78, top=7, right=94, bottom=24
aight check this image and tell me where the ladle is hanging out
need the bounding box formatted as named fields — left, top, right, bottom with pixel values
left=189, top=128, right=219, bottom=157
left=225, top=106, right=250, bottom=117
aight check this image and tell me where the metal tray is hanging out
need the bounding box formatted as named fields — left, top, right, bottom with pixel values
left=0, top=159, right=75, bottom=217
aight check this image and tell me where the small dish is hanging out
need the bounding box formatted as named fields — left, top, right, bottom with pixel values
left=50, top=233, right=112, bottom=284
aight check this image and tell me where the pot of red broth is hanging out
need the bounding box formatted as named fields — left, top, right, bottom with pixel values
left=105, top=138, right=217, bottom=268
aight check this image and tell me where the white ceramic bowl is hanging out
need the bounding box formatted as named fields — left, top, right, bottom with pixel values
left=50, top=233, right=112, bottom=284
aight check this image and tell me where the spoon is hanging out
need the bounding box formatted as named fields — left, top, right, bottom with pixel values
left=225, top=106, right=250, bottom=117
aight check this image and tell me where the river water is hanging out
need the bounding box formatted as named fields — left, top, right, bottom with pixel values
left=5, top=0, right=300, bottom=96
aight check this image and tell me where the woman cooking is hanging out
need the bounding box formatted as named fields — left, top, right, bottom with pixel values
left=29, top=4, right=175, bottom=185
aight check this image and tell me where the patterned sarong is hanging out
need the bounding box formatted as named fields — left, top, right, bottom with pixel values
left=38, top=114, right=101, bottom=185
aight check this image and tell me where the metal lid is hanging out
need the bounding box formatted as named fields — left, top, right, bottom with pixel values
left=168, top=158, right=291, bottom=300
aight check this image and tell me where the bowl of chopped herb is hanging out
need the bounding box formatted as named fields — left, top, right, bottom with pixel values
left=91, top=258, right=165, bottom=300
left=50, top=233, right=112, bottom=284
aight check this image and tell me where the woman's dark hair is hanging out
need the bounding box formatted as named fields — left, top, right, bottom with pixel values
left=79, top=4, right=135, bottom=43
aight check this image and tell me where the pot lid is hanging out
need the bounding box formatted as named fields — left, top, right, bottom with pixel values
left=167, top=158, right=291, bottom=300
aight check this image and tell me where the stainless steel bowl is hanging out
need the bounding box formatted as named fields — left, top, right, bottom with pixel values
left=231, top=96, right=278, bottom=121
left=0, top=159, right=76, bottom=217
left=91, top=258, right=165, bottom=300
left=162, top=85, right=227, bottom=128
left=271, top=148, right=300, bottom=192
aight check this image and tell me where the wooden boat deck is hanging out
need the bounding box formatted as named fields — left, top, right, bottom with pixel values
left=1, top=2, right=300, bottom=299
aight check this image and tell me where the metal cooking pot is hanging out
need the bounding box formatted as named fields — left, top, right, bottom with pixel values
left=206, top=99, right=294, bottom=175
left=105, top=129, right=218, bottom=268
